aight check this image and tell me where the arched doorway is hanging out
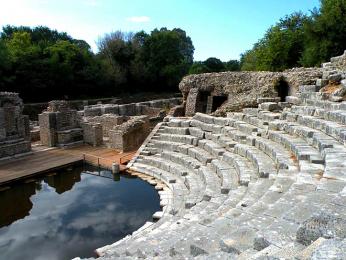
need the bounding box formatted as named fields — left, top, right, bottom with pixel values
left=211, top=95, right=228, bottom=112
left=275, top=79, right=290, bottom=102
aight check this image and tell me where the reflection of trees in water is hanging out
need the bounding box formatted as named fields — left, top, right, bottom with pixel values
left=0, top=182, right=36, bottom=228
left=0, top=167, right=82, bottom=228
left=44, top=168, right=81, bottom=194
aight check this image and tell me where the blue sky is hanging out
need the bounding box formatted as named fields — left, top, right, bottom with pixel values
left=0, top=0, right=320, bottom=61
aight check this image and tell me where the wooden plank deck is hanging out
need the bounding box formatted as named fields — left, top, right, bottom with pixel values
left=64, top=145, right=136, bottom=170
left=0, top=149, right=83, bottom=185
left=0, top=145, right=137, bottom=185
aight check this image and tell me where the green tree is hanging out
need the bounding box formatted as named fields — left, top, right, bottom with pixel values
left=141, top=28, right=194, bottom=90
left=203, top=57, right=225, bottom=72
left=225, top=60, right=240, bottom=71
left=98, top=31, right=137, bottom=87
left=241, top=12, right=308, bottom=71
left=0, top=39, right=12, bottom=88
left=301, top=0, right=346, bottom=66
left=188, top=61, right=210, bottom=74
left=0, top=26, right=110, bottom=102
left=1, top=25, right=73, bottom=45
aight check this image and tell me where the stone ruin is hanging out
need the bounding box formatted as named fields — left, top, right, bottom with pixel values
left=179, top=68, right=322, bottom=116
left=39, top=100, right=83, bottom=147
left=0, top=92, right=31, bottom=158
left=82, top=97, right=181, bottom=119
left=89, top=52, right=346, bottom=259
left=79, top=98, right=180, bottom=150
left=108, top=116, right=151, bottom=152
left=38, top=98, right=181, bottom=151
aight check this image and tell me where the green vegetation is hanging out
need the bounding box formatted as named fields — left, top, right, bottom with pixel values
left=0, top=26, right=111, bottom=102
left=240, top=0, right=346, bottom=71
left=2, top=0, right=346, bottom=101
left=189, top=58, right=240, bottom=74
left=98, top=28, right=194, bottom=92
left=301, top=0, right=346, bottom=66
left=0, top=26, right=194, bottom=102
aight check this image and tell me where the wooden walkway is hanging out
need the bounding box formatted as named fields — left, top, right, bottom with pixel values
left=0, top=149, right=83, bottom=185
left=0, top=145, right=137, bottom=185
left=64, top=145, right=136, bottom=170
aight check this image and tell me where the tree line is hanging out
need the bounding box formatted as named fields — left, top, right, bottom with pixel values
left=0, top=25, right=241, bottom=103
left=0, top=26, right=195, bottom=102
left=240, top=0, right=346, bottom=71
left=1, top=0, right=345, bottom=102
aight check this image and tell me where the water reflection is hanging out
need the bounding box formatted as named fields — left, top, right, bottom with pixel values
left=0, top=165, right=160, bottom=260
left=0, top=182, right=36, bottom=228
left=44, top=170, right=81, bottom=194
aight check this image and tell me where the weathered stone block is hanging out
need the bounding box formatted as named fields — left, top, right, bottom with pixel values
left=0, top=92, right=31, bottom=157
left=296, top=212, right=346, bottom=246
left=259, top=102, right=280, bottom=112
left=82, top=122, right=103, bottom=146
left=299, top=85, right=318, bottom=93
left=328, top=73, right=342, bottom=82
left=39, top=100, right=83, bottom=147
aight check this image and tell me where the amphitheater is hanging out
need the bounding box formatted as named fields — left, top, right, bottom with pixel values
left=72, top=52, right=346, bottom=260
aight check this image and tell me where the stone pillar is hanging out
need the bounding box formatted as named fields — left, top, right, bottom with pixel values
left=185, top=88, right=200, bottom=116
left=82, top=122, right=103, bottom=147
left=39, top=112, right=57, bottom=146
left=112, top=163, right=120, bottom=174
left=206, top=96, right=213, bottom=114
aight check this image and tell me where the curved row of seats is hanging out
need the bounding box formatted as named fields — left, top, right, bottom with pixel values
left=92, top=91, right=346, bottom=259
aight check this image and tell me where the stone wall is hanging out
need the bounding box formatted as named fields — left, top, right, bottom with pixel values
left=81, top=122, right=103, bottom=146
left=83, top=114, right=127, bottom=137
left=39, top=100, right=83, bottom=147
left=179, top=68, right=322, bottom=116
left=0, top=92, right=31, bottom=158
left=108, top=116, right=150, bottom=152
left=83, top=97, right=181, bottom=118
left=324, top=50, right=346, bottom=71
left=36, top=98, right=181, bottom=149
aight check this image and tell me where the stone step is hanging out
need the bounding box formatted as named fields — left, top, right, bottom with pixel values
left=286, top=95, right=302, bottom=105
left=159, top=126, right=190, bottom=135
left=152, top=133, right=198, bottom=146
left=299, top=84, right=319, bottom=93
left=222, top=152, right=257, bottom=186
left=161, top=150, right=222, bottom=196
left=210, top=159, right=239, bottom=194
left=234, top=143, right=277, bottom=178
left=99, top=109, right=346, bottom=259
left=259, top=102, right=280, bottom=112
left=257, top=97, right=281, bottom=104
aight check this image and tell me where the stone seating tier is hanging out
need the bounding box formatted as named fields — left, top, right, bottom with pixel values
left=87, top=78, right=346, bottom=259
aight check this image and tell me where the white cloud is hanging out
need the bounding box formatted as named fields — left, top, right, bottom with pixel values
left=126, top=16, right=150, bottom=23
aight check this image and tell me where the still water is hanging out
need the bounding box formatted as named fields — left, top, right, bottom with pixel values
left=0, top=165, right=160, bottom=260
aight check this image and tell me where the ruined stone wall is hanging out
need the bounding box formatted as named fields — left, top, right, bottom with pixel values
left=83, top=97, right=181, bottom=118
left=83, top=114, right=128, bottom=137
left=81, top=122, right=103, bottom=147
left=168, top=104, right=185, bottom=117
left=108, top=116, right=150, bottom=152
left=324, top=50, right=346, bottom=71
left=179, top=68, right=322, bottom=115
left=0, top=92, right=31, bottom=158
left=39, top=100, right=83, bottom=147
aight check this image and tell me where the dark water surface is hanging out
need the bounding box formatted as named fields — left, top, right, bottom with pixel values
left=0, top=165, right=160, bottom=260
